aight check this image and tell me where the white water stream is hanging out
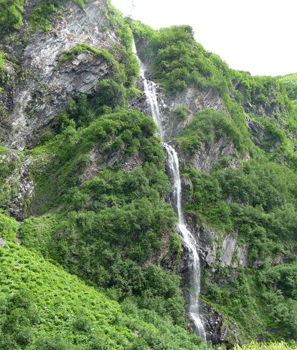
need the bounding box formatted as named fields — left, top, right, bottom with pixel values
left=134, top=42, right=206, bottom=340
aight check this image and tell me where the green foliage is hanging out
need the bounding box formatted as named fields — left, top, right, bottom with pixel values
left=61, top=44, right=114, bottom=63
left=0, top=234, right=208, bottom=349
left=131, top=21, right=230, bottom=94
left=234, top=341, right=297, bottom=350
left=131, top=20, right=293, bottom=163
left=0, top=213, right=18, bottom=242
left=28, top=0, right=89, bottom=31
left=16, top=108, right=188, bottom=325
left=31, top=109, right=166, bottom=211
left=277, top=72, right=297, bottom=100
left=183, top=160, right=297, bottom=238
left=231, top=70, right=292, bottom=134
left=0, top=147, right=23, bottom=213
left=184, top=157, right=297, bottom=339
left=2, top=1, right=297, bottom=345
left=173, top=106, right=189, bottom=122
left=29, top=0, right=59, bottom=31
left=94, top=79, right=126, bottom=110
left=178, top=108, right=244, bottom=155
left=105, top=1, right=140, bottom=86
left=0, top=0, right=24, bottom=31
left=0, top=50, right=6, bottom=70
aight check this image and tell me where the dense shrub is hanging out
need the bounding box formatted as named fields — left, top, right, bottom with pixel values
left=0, top=0, right=24, bottom=31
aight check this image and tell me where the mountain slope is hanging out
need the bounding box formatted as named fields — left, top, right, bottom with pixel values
left=131, top=21, right=297, bottom=343
left=1, top=0, right=297, bottom=347
left=277, top=72, right=297, bottom=100
left=0, top=214, right=209, bottom=349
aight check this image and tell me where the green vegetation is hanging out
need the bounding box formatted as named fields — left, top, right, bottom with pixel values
left=174, top=106, right=190, bottom=122
left=0, top=0, right=92, bottom=32
left=29, top=0, right=89, bottom=31
left=131, top=22, right=231, bottom=95
left=178, top=108, right=243, bottom=155
left=0, top=217, right=212, bottom=349
left=277, top=72, right=297, bottom=100
left=129, top=17, right=297, bottom=344
left=234, top=342, right=297, bottom=350
left=16, top=108, right=188, bottom=326
left=0, top=0, right=24, bottom=31
left=181, top=157, right=297, bottom=339
left=182, top=159, right=297, bottom=237
left=0, top=50, right=6, bottom=69
left=2, top=0, right=297, bottom=347
left=61, top=44, right=114, bottom=63
left=131, top=22, right=296, bottom=158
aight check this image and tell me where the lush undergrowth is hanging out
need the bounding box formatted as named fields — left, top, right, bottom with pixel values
left=277, top=73, right=297, bottom=100
left=0, top=214, right=212, bottom=349
left=129, top=16, right=297, bottom=343
left=131, top=21, right=297, bottom=166
left=180, top=140, right=297, bottom=340
left=16, top=108, right=186, bottom=325
left=1, top=0, right=297, bottom=347
left=0, top=0, right=24, bottom=31
left=131, top=21, right=231, bottom=95
left=234, top=342, right=297, bottom=350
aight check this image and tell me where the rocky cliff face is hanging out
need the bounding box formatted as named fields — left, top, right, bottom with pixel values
left=2, top=1, right=294, bottom=346
left=131, top=49, right=252, bottom=344
left=1, top=0, right=118, bottom=150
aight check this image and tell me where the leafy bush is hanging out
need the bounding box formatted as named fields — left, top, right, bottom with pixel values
left=234, top=341, right=297, bottom=350
left=29, top=0, right=89, bottom=31
left=178, top=108, right=243, bottom=154
left=173, top=106, right=189, bottom=122
left=131, top=22, right=230, bottom=94
left=0, top=0, right=24, bottom=31
left=0, top=233, right=209, bottom=349
left=277, top=73, right=297, bottom=100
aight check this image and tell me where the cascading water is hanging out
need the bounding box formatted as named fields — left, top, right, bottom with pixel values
left=133, top=41, right=206, bottom=341
left=165, top=144, right=206, bottom=340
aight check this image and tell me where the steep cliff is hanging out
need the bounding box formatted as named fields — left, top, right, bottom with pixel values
left=131, top=21, right=297, bottom=345
left=1, top=0, right=297, bottom=348
left=0, top=0, right=137, bottom=150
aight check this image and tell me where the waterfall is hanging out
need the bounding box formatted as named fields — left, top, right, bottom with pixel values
left=133, top=41, right=206, bottom=341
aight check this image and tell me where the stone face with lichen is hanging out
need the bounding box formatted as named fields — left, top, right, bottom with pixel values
left=0, top=0, right=119, bottom=150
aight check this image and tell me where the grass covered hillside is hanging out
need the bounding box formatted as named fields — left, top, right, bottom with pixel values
left=1, top=0, right=297, bottom=347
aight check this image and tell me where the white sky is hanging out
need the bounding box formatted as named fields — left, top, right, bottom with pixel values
left=111, top=0, right=297, bottom=77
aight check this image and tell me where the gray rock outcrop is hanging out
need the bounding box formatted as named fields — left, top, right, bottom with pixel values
left=1, top=0, right=119, bottom=150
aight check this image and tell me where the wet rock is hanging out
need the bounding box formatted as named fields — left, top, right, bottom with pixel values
left=220, top=233, right=238, bottom=267
left=183, top=212, right=249, bottom=269
left=246, top=118, right=266, bottom=146
left=237, top=244, right=249, bottom=267
left=202, top=302, right=243, bottom=346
